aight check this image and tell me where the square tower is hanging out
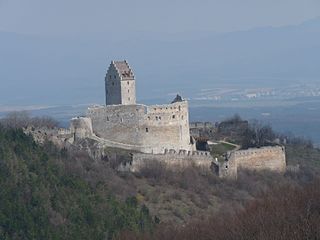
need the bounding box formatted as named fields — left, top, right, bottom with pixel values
left=105, top=60, right=136, bottom=105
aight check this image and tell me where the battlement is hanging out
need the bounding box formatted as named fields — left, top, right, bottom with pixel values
left=119, top=151, right=213, bottom=172
left=230, top=146, right=285, bottom=157
left=164, top=149, right=211, bottom=156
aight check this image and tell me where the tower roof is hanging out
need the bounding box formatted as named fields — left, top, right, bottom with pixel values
left=113, top=60, right=134, bottom=80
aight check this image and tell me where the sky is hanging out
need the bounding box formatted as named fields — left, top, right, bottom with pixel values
left=0, top=0, right=320, bottom=107
left=1, top=0, right=320, bottom=37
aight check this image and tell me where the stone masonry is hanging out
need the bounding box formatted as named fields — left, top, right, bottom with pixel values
left=218, top=146, right=286, bottom=178
left=71, top=60, right=195, bottom=154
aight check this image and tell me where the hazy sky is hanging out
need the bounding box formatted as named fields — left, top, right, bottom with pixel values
left=1, top=0, right=320, bottom=37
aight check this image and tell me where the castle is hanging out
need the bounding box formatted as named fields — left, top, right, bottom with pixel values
left=71, top=60, right=196, bottom=154
left=63, top=60, right=286, bottom=178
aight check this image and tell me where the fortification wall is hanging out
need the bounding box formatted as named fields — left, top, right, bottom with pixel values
left=70, top=117, right=93, bottom=141
left=221, top=146, right=286, bottom=178
left=87, top=101, right=193, bottom=154
left=120, top=150, right=213, bottom=172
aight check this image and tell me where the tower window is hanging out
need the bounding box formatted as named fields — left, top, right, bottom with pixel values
left=146, top=128, right=149, bottom=132
left=114, top=75, right=116, bottom=79
left=109, top=75, right=111, bottom=79
left=128, top=97, right=130, bottom=101
left=127, top=81, right=129, bottom=85
left=172, top=115, right=175, bottom=119
left=112, top=82, right=114, bottom=86
left=128, top=89, right=130, bottom=93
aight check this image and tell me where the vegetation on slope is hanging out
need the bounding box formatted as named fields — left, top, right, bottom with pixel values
left=0, top=126, right=154, bottom=240
left=119, top=179, right=320, bottom=240
left=1, top=112, right=320, bottom=240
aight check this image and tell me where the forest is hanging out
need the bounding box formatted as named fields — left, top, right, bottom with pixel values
left=0, top=115, right=320, bottom=239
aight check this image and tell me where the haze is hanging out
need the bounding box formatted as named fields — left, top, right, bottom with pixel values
left=0, top=0, right=320, bottom=105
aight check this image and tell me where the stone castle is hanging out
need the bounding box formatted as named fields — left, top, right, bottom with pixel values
left=71, top=60, right=195, bottom=154
left=27, top=60, right=286, bottom=179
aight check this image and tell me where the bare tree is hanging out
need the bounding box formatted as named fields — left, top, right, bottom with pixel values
left=0, top=111, right=31, bottom=128
left=0, top=111, right=59, bottom=129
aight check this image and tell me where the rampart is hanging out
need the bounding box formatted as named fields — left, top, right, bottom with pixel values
left=219, top=146, right=286, bottom=178
left=119, top=150, right=213, bottom=172
left=70, top=117, right=93, bottom=141
left=86, top=100, right=194, bottom=154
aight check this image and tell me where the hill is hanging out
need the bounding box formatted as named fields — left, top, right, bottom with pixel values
left=1, top=123, right=320, bottom=239
left=0, top=126, right=154, bottom=239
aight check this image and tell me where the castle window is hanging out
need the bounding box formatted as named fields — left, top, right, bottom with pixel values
left=128, top=89, right=130, bottom=93
left=109, top=75, right=111, bottom=79
left=156, top=116, right=158, bottom=120
left=114, top=75, right=116, bottom=79
left=181, top=115, right=184, bottom=120
left=146, top=128, right=149, bottom=132
left=127, top=81, right=129, bottom=85
left=128, top=97, right=130, bottom=101
left=121, top=118, right=123, bottom=123
left=147, top=116, right=150, bottom=120
left=172, top=115, right=175, bottom=119
left=112, top=82, right=114, bottom=86
left=159, top=116, right=161, bottom=120
left=107, top=117, right=109, bottom=121
left=179, top=106, right=181, bottom=111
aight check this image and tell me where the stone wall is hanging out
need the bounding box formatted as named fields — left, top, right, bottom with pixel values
left=119, top=150, right=213, bottom=172
left=70, top=117, right=93, bottom=141
left=219, top=146, right=286, bottom=178
left=87, top=100, right=194, bottom=154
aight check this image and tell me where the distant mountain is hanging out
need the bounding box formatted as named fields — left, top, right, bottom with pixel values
left=1, top=17, right=320, bottom=105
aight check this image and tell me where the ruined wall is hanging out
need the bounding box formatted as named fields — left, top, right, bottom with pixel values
left=120, top=150, right=213, bottom=172
left=220, top=146, right=286, bottom=178
left=87, top=101, right=193, bottom=154
left=70, top=117, right=93, bottom=141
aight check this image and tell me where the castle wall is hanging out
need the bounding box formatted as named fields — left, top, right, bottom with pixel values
left=87, top=101, right=193, bottom=154
left=120, top=150, right=213, bottom=172
left=70, top=117, right=93, bottom=141
left=221, top=146, right=286, bottom=178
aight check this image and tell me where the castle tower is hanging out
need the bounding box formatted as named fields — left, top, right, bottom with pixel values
left=105, top=60, right=136, bottom=105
